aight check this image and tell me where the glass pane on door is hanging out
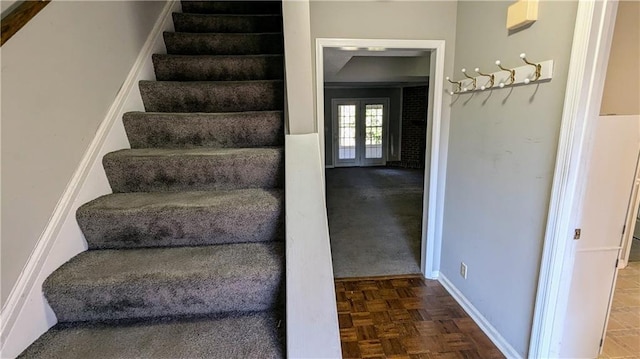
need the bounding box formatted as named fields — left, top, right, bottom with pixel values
left=338, top=105, right=357, bottom=160
left=365, top=104, right=383, bottom=159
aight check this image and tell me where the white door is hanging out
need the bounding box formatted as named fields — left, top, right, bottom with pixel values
left=333, top=98, right=388, bottom=167
left=559, top=115, right=640, bottom=357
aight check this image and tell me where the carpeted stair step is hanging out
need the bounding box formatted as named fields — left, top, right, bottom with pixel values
left=152, top=54, right=283, bottom=81
left=77, top=189, right=284, bottom=249
left=173, top=13, right=282, bottom=33
left=139, top=80, right=283, bottom=113
left=181, top=1, right=282, bottom=15
left=43, top=242, right=284, bottom=322
left=123, top=111, right=284, bottom=148
left=18, top=311, right=283, bottom=359
left=103, top=147, right=284, bottom=193
left=164, top=32, right=283, bottom=55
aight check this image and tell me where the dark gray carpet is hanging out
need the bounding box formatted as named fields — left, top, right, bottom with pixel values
left=44, top=243, right=284, bottom=322
left=22, top=0, right=285, bottom=357
left=18, top=312, right=283, bottom=359
left=103, top=147, right=284, bottom=192
left=152, top=54, right=284, bottom=81
left=77, top=189, right=283, bottom=249
left=181, top=1, right=282, bottom=15
left=173, top=13, right=283, bottom=33
left=124, top=111, right=284, bottom=148
left=139, top=80, right=284, bottom=113
left=326, top=167, right=424, bottom=278
left=164, top=32, right=284, bottom=55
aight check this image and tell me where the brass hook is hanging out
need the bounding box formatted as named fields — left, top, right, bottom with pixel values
left=474, top=67, right=495, bottom=90
left=446, top=76, right=462, bottom=94
left=495, top=60, right=515, bottom=87
left=520, top=53, right=541, bottom=83
left=461, top=68, right=476, bottom=91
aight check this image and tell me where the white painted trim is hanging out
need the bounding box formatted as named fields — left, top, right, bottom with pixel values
left=0, top=2, right=177, bottom=357
left=285, top=133, right=342, bottom=359
left=438, top=275, right=521, bottom=359
left=315, top=38, right=446, bottom=280
left=424, top=42, right=445, bottom=280
left=528, top=1, right=619, bottom=357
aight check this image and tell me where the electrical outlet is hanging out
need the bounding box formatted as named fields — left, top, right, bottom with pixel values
left=460, top=262, right=468, bottom=279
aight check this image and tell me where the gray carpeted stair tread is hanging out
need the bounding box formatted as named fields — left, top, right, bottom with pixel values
left=19, top=311, right=283, bottom=359
left=152, top=54, right=283, bottom=81
left=164, top=32, right=283, bottom=55
left=181, top=1, right=282, bottom=15
left=77, top=189, right=284, bottom=249
left=140, top=80, right=284, bottom=113
left=103, top=147, right=284, bottom=193
left=173, top=13, right=282, bottom=33
left=22, top=0, right=287, bottom=356
left=44, top=242, right=284, bottom=322
left=123, top=111, right=284, bottom=148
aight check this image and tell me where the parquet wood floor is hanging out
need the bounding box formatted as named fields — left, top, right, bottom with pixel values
left=335, top=275, right=505, bottom=359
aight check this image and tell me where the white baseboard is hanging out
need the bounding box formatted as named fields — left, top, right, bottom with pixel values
left=425, top=270, right=439, bottom=280
left=0, top=2, right=178, bottom=357
left=438, top=274, right=522, bottom=359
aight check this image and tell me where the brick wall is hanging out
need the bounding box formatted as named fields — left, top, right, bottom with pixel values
left=388, top=85, right=428, bottom=169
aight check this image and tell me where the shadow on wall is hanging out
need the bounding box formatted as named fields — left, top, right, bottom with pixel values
left=387, top=85, right=428, bottom=169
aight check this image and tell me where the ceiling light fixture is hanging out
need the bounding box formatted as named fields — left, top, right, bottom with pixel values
left=339, top=46, right=359, bottom=51
left=367, top=47, right=386, bottom=51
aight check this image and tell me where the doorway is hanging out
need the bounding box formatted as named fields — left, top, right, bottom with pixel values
left=315, top=39, right=446, bottom=279
left=332, top=98, right=389, bottom=167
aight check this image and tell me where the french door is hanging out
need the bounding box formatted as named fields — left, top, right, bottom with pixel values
left=332, top=98, right=388, bottom=167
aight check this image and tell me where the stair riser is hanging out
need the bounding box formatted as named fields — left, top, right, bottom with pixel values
left=78, top=202, right=284, bottom=249
left=103, top=150, right=284, bottom=193
left=124, top=112, right=284, bottom=148
left=164, top=32, right=283, bottom=55
left=173, top=13, right=282, bottom=33
left=44, top=270, right=283, bottom=323
left=140, top=81, right=283, bottom=113
left=181, top=1, right=282, bottom=15
left=153, top=54, right=284, bottom=81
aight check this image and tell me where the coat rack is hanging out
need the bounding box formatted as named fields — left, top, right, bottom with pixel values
left=446, top=53, right=553, bottom=95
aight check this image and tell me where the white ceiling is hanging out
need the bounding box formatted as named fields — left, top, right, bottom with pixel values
left=323, top=48, right=431, bottom=84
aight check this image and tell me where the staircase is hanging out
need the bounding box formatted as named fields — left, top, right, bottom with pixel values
left=19, top=1, right=285, bottom=357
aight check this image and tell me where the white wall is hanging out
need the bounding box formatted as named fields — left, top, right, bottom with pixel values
left=308, top=0, right=458, bottom=137
left=0, top=0, right=166, bottom=307
left=440, top=1, right=578, bottom=356
left=325, top=55, right=430, bottom=83
left=282, top=0, right=315, bottom=135
left=600, top=1, right=640, bottom=116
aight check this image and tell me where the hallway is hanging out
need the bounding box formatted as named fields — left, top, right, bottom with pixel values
left=326, top=167, right=423, bottom=278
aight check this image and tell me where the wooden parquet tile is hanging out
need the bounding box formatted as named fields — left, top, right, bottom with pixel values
left=335, top=275, right=505, bottom=359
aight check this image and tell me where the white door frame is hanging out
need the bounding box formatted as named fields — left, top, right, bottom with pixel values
left=528, top=0, right=619, bottom=357
left=316, top=38, right=446, bottom=279
left=331, top=97, right=390, bottom=167
left=620, top=152, right=640, bottom=268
